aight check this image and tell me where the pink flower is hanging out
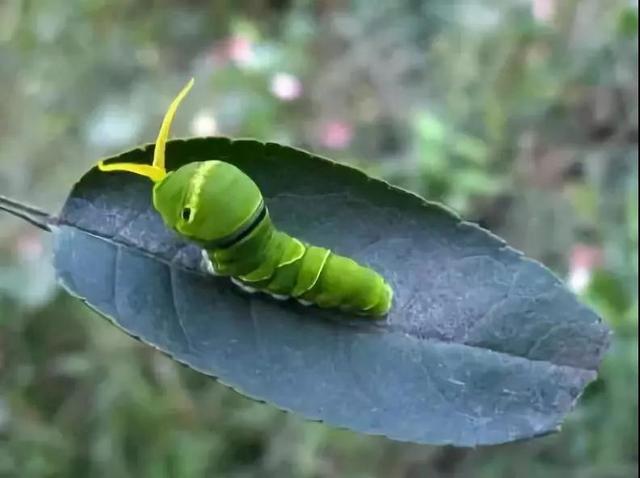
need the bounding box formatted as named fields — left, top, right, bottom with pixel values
left=210, top=35, right=255, bottom=68
left=319, top=120, right=354, bottom=150
left=14, top=232, right=44, bottom=262
left=532, top=0, right=555, bottom=23
left=567, top=243, right=604, bottom=293
left=270, top=73, right=302, bottom=101
left=227, top=35, right=255, bottom=67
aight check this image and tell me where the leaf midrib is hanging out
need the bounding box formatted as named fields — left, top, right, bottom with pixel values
left=52, top=221, right=600, bottom=375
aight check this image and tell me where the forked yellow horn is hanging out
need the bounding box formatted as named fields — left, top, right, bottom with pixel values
left=153, top=77, right=194, bottom=171
left=97, top=162, right=167, bottom=182
left=97, top=78, right=195, bottom=182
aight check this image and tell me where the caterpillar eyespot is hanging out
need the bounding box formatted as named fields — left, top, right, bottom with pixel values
left=97, top=79, right=393, bottom=318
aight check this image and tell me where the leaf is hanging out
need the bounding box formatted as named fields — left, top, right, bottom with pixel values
left=47, top=138, right=609, bottom=446
left=618, top=6, right=638, bottom=38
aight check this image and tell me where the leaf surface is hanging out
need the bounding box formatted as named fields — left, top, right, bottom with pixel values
left=53, top=138, right=610, bottom=446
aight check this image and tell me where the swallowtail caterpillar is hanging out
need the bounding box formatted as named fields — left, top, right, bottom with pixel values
left=98, top=79, right=393, bottom=317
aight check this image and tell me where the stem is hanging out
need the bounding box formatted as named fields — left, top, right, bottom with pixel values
left=0, top=195, right=52, bottom=232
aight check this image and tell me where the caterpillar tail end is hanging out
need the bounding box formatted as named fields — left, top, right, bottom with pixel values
left=366, top=282, right=393, bottom=318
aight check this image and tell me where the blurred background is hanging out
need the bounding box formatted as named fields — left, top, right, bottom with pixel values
left=0, top=0, right=637, bottom=477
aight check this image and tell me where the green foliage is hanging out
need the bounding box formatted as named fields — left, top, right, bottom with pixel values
left=413, top=111, right=505, bottom=212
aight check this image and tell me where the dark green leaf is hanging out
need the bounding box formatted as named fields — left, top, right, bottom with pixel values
left=52, top=137, right=609, bottom=446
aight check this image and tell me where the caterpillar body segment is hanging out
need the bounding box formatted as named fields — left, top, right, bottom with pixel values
left=201, top=209, right=393, bottom=316
left=97, top=78, right=394, bottom=318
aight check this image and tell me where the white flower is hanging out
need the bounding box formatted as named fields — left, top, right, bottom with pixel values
left=190, top=111, right=218, bottom=136
left=270, top=72, right=302, bottom=101
left=568, top=267, right=592, bottom=294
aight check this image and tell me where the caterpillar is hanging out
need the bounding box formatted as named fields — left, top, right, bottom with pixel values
left=98, top=79, right=393, bottom=317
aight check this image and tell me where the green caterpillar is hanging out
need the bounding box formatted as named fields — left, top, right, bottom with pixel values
left=99, top=79, right=393, bottom=317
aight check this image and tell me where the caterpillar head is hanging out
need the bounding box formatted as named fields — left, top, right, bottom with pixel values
left=98, top=79, right=263, bottom=244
